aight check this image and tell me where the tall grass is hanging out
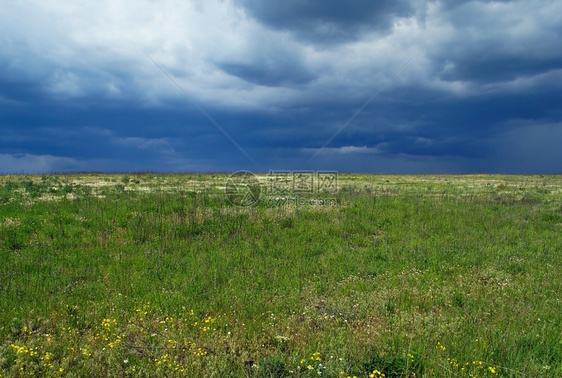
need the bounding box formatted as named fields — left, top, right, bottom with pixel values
left=0, top=174, right=561, bottom=377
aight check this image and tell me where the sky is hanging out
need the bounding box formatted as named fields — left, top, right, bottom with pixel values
left=1, top=0, right=562, bottom=174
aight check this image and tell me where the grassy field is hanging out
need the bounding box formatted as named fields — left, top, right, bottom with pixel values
left=0, top=173, right=561, bottom=377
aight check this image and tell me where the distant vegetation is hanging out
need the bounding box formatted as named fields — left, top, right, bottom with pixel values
left=1, top=173, right=561, bottom=377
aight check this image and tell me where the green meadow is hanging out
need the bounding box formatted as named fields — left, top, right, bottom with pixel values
left=0, top=173, right=561, bottom=377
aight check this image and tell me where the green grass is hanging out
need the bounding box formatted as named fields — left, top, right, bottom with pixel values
left=0, top=173, right=561, bottom=377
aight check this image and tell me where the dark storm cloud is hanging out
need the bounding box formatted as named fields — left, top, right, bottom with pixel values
left=217, top=44, right=317, bottom=86
left=235, top=0, right=414, bottom=43
left=218, top=60, right=315, bottom=87
left=1, top=0, right=562, bottom=174
left=437, top=55, right=562, bottom=84
left=430, top=0, right=562, bottom=84
left=0, top=75, right=46, bottom=105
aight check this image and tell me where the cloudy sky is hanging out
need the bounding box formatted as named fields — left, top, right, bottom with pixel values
left=1, top=0, right=561, bottom=174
